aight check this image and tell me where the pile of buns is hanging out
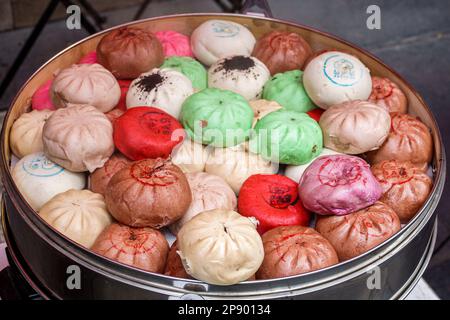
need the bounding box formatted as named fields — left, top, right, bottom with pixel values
left=9, top=19, right=434, bottom=286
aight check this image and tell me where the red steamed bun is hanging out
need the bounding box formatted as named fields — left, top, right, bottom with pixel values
left=238, top=174, right=310, bottom=235
left=113, top=107, right=184, bottom=161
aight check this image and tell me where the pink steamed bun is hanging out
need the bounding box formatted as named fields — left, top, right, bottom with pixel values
left=298, top=155, right=382, bottom=216
left=155, top=31, right=193, bottom=57
left=31, top=79, right=56, bottom=111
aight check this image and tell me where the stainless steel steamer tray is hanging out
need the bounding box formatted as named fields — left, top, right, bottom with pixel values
left=0, top=13, right=446, bottom=300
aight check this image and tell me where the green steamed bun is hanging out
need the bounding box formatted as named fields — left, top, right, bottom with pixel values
left=249, top=109, right=323, bottom=165
left=262, top=70, right=315, bottom=112
left=181, top=88, right=253, bottom=147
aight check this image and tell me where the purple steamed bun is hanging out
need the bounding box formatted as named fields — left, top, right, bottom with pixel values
left=298, top=155, right=382, bottom=216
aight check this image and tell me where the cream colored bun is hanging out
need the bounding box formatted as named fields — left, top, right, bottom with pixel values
left=51, top=63, right=120, bottom=112
left=319, top=100, right=390, bottom=154
left=285, top=148, right=343, bottom=183
left=39, top=189, right=112, bottom=248
left=205, top=144, right=278, bottom=194
left=169, top=172, right=237, bottom=235
left=303, top=51, right=372, bottom=109
left=208, top=55, right=270, bottom=100
left=191, top=20, right=256, bottom=66
left=177, top=209, right=263, bottom=285
left=249, top=99, right=282, bottom=127
left=10, top=109, right=53, bottom=158
left=12, top=152, right=86, bottom=211
left=43, top=105, right=114, bottom=172
left=170, top=138, right=209, bottom=173
left=126, top=68, right=194, bottom=118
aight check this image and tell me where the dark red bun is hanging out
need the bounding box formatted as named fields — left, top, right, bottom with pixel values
left=256, top=226, right=338, bottom=279
left=252, top=31, right=312, bottom=74
left=96, top=27, right=164, bottom=79
left=105, top=158, right=192, bottom=228
left=116, top=79, right=131, bottom=111
left=164, top=241, right=191, bottom=279
left=114, top=107, right=184, bottom=161
left=238, top=174, right=310, bottom=235
left=91, top=223, right=169, bottom=273
left=306, top=108, right=324, bottom=122
left=316, top=202, right=401, bottom=261
left=89, top=152, right=131, bottom=196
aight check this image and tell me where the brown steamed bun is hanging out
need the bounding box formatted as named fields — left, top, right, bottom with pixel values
left=164, top=241, right=192, bottom=279
left=316, top=202, right=401, bottom=261
left=105, top=158, right=191, bottom=228
left=256, top=226, right=338, bottom=279
left=252, top=31, right=312, bottom=75
left=371, top=160, right=433, bottom=223
left=89, top=153, right=132, bottom=196
left=366, top=113, right=433, bottom=165
left=369, top=76, right=408, bottom=114
left=97, top=26, right=164, bottom=79
left=91, top=223, right=169, bottom=273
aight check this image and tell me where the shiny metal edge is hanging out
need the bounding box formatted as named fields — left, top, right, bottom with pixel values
left=393, top=220, right=438, bottom=300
